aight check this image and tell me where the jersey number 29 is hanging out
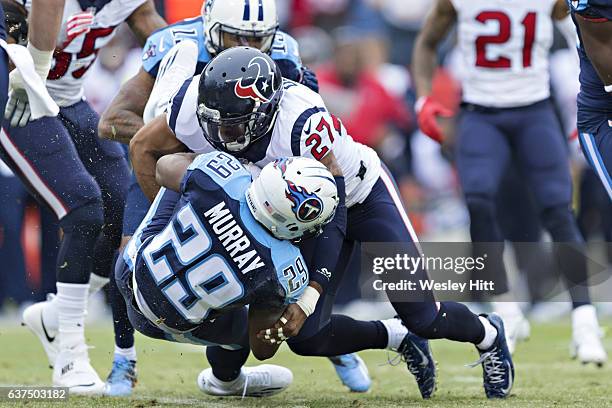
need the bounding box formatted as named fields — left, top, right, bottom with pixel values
left=142, top=204, right=244, bottom=323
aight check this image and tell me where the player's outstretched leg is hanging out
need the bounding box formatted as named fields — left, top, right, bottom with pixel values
left=2, top=116, right=107, bottom=394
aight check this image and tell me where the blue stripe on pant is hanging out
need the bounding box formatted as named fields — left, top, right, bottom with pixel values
left=579, top=128, right=612, bottom=201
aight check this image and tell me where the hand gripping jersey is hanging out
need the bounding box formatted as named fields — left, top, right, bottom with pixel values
left=142, top=16, right=304, bottom=82
left=168, top=78, right=381, bottom=208
left=450, top=0, right=556, bottom=108
left=129, top=152, right=308, bottom=332
left=568, top=0, right=612, bottom=128
left=21, top=0, right=146, bottom=107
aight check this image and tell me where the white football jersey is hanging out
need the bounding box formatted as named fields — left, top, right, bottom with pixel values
left=22, top=0, right=146, bottom=107
left=450, top=0, right=556, bottom=108
left=168, top=78, right=381, bottom=208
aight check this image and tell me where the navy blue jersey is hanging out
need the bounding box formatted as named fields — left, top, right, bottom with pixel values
left=569, top=0, right=612, bottom=129
left=141, top=16, right=304, bottom=82
left=130, top=152, right=308, bottom=332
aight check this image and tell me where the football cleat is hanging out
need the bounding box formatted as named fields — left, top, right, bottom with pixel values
left=52, top=345, right=105, bottom=395
left=570, top=305, right=607, bottom=367
left=22, top=296, right=59, bottom=368
left=396, top=331, right=436, bottom=399
left=329, top=354, right=371, bottom=393
left=105, top=356, right=137, bottom=397
left=468, top=313, right=514, bottom=399
left=197, top=364, right=292, bottom=397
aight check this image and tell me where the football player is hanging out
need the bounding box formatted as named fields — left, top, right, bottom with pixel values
left=567, top=1, right=612, bottom=200
left=2, top=0, right=166, bottom=394
left=413, top=0, right=606, bottom=364
left=131, top=46, right=515, bottom=399
left=98, top=0, right=369, bottom=396
left=115, top=153, right=339, bottom=397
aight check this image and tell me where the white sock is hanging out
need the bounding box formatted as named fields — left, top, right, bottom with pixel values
left=476, top=316, right=498, bottom=350
left=380, top=318, right=408, bottom=350
left=210, top=369, right=244, bottom=388
left=114, top=345, right=137, bottom=362
left=42, top=295, right=59, bottom=334
left=56, top=282, right=89, bottom=350
left=89, top=273, right=110, bottom=295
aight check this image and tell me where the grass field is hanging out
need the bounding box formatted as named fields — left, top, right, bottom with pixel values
left=0, top=321, right=610, bottom=407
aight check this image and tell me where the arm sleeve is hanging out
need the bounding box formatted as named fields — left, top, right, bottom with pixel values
left=290, top=108, right=338, bottom=161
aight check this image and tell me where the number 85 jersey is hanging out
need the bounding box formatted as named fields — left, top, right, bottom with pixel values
left=131, top=152, right=308, bottom=332
left=20, top=0, right=146, bottom=107
left=451, top=0, right=556, bottom=108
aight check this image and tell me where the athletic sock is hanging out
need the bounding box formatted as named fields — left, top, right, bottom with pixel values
left=56, top=282, right=89, bottom=350
left=88, top=273, right=109, bottom=295
left=114, top=345, right=137, bottom=362
left=380, top=318, right=408, bottom=350
left=476, top=316, right=498, bottom=350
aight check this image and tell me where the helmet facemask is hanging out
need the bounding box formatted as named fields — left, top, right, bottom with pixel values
left=197, top=102, right=279, bottom=153
left=208, top=22, right=278, bottom=55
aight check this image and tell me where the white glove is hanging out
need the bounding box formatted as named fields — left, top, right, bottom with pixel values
left=5, top=70, right=32, bottom=127
left=4, top=43, right=54, bottom=127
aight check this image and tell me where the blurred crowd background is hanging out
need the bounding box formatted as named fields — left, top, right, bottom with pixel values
left=1, top=0, right=611, bottom=320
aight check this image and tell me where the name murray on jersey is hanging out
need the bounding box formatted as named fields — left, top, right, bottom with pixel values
left=204, top=201, right=265, bottom=274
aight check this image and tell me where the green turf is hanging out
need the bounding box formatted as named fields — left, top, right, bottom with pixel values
left=0, top=321, right=610, bottom=407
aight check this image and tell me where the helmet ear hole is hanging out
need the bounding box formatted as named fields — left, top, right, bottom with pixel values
left=222, top=72, right=227, bottom=77
left=241, top=67, right=246, bottom=72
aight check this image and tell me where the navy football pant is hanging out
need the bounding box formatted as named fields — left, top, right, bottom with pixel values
left=122, top=172, right=150, bottom=237
left=0, top=101, right=129, bottom=284
left=579, top=120, right=612, bottom=202
left=457, top=100, right=590, bottom=306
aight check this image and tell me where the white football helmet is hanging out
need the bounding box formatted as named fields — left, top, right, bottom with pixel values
left=202, top=0, right=279, bottom=55
left=246, top=157, right=339, bottom=240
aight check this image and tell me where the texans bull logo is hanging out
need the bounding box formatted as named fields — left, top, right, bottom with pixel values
left=285, top=181, right=323, bottom=223
left=234, top=56, right=277, bottom=103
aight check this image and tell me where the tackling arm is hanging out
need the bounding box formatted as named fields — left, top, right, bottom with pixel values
left=575, top=15, right=612, bottom=90
left=130, top=115, right=188, bottom=202
left=99, top=1, right=166, bottom=142
left=99, top=69, right=155, bottom=143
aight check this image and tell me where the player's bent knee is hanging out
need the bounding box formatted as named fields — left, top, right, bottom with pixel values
left=59, top=201, right=105, bottom=234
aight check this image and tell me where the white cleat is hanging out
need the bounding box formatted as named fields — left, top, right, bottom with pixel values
left=197, top=364, right=293, bottom=397
left=493, top=303, right=530, bottom=354
left=570, top=305, right=607, bottom=367
left=53, top=345, right=105, bottom=395
left=22, top=297, right=59, bottom=368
